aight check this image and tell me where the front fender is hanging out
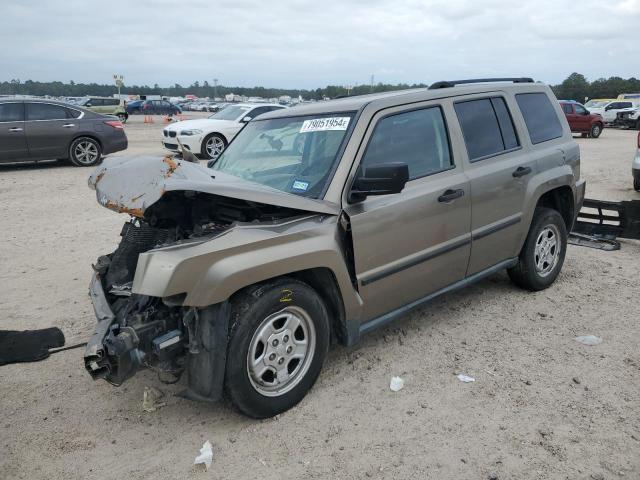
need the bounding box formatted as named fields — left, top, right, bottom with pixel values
left=133, top=215, right=363, bottom=320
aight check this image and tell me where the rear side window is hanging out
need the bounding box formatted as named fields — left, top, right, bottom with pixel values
left=26, top=103, right=69, bottom=120
left=454, top=97, right=519, bottom=161
left=361, top=106, right=453, bottom=180
left=516, top=93, right=563, bottom=144
left=106, top=99, right=120, bottom=106
left=562, top=104, right=573, bottom=114
left=66, top=108, right=82, bottom=119
left=0, top=103, right=24, bottom=122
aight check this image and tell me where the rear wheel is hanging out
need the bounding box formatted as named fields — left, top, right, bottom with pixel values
left=69, top=137, right=102, bottom=167
left=590, top=123, right=602, bottom=138
left=224, top=278, right=330, bottom=418
left=508, top=208, right=567, bottom=291
left=634, top=176, right=640, bottom=192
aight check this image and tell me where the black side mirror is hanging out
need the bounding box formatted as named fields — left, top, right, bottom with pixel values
left=349, top=163, right=409, bottom=202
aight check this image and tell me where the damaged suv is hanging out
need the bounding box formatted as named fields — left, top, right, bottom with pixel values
left=84, top=78, right=585, bottom=418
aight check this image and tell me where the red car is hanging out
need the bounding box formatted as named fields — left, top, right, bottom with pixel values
left=559, top=101, right=604, bottom=138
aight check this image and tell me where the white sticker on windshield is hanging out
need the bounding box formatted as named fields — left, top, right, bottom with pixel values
left=300, top=117, right=350, bottom=133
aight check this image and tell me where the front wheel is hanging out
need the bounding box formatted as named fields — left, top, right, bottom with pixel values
left=117, top=113, right=128, bottom=123
left=201, top=133, right=226, bottom=160
left=69, top=137, right=102, bottom=167
left=224, top=279, right=330, bottom=418
left=590, top=123, right=602, bottom=138
left=508, top=208, right=567, bottom=291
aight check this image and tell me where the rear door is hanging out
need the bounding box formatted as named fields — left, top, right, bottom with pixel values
left=25, top=103, right=78, bottom=160
left=453, top=94, right=537, bottom=275
left=344, top=103, right=471, bottom=322
left=0, top=102, right=28, bottom=162
left=562, top=103, right=579, bottom=131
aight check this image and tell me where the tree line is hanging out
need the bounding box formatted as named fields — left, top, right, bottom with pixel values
left=1, top=74, right=638, bottom=101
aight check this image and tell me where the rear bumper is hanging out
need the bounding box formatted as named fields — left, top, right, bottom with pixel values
left=103, top=133, right=128, bottom=155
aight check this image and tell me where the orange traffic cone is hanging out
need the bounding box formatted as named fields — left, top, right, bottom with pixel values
left=144, top=115, right=155, bottom=124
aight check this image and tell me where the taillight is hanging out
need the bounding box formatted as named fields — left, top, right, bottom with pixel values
left=104, top=120, right=124, bottom=130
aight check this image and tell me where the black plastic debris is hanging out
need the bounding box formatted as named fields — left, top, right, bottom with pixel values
left=0, top=328, right=65, bottom=366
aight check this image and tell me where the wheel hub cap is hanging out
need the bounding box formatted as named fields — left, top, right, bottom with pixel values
left=534, top=225, right=560, bottom=277
left=247, top=306, right=315, bottom=397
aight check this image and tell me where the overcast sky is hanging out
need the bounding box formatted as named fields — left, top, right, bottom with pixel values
left=1, top=0, right=639, bottom=89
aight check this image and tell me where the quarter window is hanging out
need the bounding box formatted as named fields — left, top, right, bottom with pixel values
left=0, top=103, right=24, bottom=122
left=454, top=97, right=520, bottom=161
left=26, top=103, right=69, bottom=121
left=361, top=106, right=453, bottom=180
left=515, top=93, right=564, bottom=144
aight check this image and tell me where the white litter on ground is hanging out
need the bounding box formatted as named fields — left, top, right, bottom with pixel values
left=194, top=440, right=213, bottom=470
left=456, top=374, right=475, bottom=383
left=142, top=386, right=166, bottom=412
left=389, top=376, right=404, bottom=392
left=574, top=335, right=602, bottom=346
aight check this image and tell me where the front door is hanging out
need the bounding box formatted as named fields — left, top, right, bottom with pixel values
left=344, top=104, right=471, bottom=322
left=0, top=102, right=28, bottom=162
left=24, top=103, right=78, bottom=160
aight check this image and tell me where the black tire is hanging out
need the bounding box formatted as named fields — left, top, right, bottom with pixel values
left=201, top=133, right=227, bottom=160
left=590, top=123, right=602, bottom=138
left=117, top=113, right=128, bottom=123
left=634, top=176, right=640, bottom=192
left=508, top=207, right=567, bottom=291
left=224, top=278, right=330, bottom=418
left=635, top=119, right=640, bottom=130
left=69, top=137, right=102, bottom=167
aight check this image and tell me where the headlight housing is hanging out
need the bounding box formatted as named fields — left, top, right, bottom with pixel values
left=180, top=129, right=203, bottom=136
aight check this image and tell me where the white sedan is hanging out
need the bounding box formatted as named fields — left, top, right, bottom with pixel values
left=162, top=103, right=286, bottom=159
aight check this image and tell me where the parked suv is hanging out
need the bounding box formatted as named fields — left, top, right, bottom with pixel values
left=84, top=78, right=585, bottom=418
left=559, top=101, right=604, bottom=138
left=0, top=99, right=127, bottom=166
left=77, top=97, right=128, bottom=123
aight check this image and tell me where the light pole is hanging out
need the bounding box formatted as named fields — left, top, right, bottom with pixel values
left=113, top=74, right=124, bottom=99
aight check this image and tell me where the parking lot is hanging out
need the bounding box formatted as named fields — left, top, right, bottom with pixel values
left=0, top=118, right=638, bottom=479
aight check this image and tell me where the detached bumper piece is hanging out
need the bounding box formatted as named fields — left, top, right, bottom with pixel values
left=570, top=198, right=640, bottom=249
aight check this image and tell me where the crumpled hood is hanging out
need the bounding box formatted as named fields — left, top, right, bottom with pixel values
left=164, top=118, right=237, bottom=131
left=88, top=155, right=339, bottom=217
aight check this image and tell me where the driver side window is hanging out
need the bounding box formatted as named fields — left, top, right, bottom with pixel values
left=361, top=106, right=453, bottom=180
left=574, top=104, right=587, bottom=115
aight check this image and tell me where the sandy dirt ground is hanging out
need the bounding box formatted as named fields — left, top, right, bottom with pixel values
left=1, top=115, right=639, bottom=480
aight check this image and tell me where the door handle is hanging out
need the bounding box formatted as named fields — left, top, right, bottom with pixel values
left=512, top=166, right=532, bottom=178
left=438, top=189, right=464, bottom=203
left=62, top=124, right=75, bottom=128
left=8, top=127, right=23, bottom=132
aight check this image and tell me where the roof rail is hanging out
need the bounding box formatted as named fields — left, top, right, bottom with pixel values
left=428, top=77, right=535, bottom=90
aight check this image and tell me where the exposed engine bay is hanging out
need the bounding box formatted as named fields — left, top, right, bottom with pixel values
left=84, top=189, right=312, bottom=389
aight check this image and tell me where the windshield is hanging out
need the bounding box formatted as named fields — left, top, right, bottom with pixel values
left=208, top=105, right=250, bottom=121
left=210, top=113, right=355, bottom=198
